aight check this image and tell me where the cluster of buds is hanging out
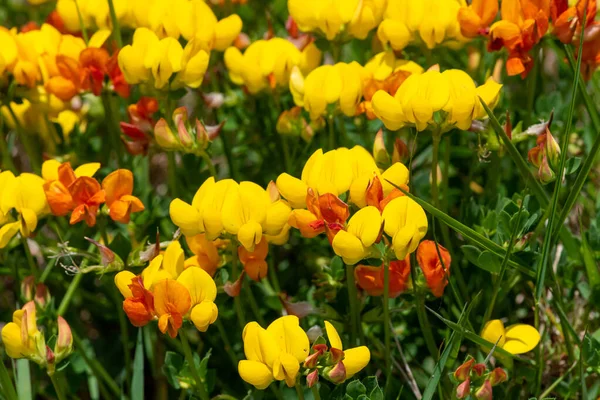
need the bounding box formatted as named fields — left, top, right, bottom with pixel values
left=154, top=107, right=223, bottom=155
left=303, top=341, right=346, bottom=387
left=276, top=106, right=324, bottom=142
left=526, top=119, right=561, bottom=184
left=21, top=276, right=51, bottom=308
left=453, top=356, right=508, bottom=400
left=372, top=129, right=409, bottom=167
left=0, top=301, right=73, bottom=376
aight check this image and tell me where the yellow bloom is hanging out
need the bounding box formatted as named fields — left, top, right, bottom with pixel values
left=1, top=302, right=45, bottom=362
left=332, top=206, right=382, bottom=264
left=290, top=62, right=365, bottom=120
left=0, top=171, right=48, bottom=248
left=481, top=319, right=541, bottom=355
left=324, top=321, right=370, bottom=378
left=363, top=51, right=424, bottom=82
left=224, top=38, right=321, bottom=94
left=377, top=0, right=465, bottom=51
left=381, top=196, right=428, bottom=260
left=238, top=316, right=309, bottom=389
left=371, top=68, right=502, bottom=132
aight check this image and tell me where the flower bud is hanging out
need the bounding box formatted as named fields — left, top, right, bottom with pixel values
left=373, top=129, right=390, bottom=166
left=456, top=378, right=471, bottom=399
left=304, top=346, right=325, bottom=368
left=85, top=237, right=115, bottom=266
left=475, top=379, right=493, bottom=400
left=488, top=368, right=507, bottom=386
left=329, top=348, right=344, bottom=364
left=327, top=361, right=346, bottom=384
left=223, top=271, right=245, bottom=297
left=55, top=316, right=73, bottom=361
left=544, top=129, right=561, bottom=169
left=34, top=283, right=51, bottom=308
left=46, top=345, right=56, bottom=375
left=538, top=155, right=556, bottom=184
left=306, top=369, right=319, bottom=388
left=21, top=276, right=35, bottom=301
left=392, top=138, right=409, bottom=164
left=472, top=363, right=486, bottom=377
left=154, top=118, right=180, bottom=149
left=454, top=358, right=474, bottom=381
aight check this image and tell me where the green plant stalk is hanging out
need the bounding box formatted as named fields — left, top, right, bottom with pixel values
left=73, top=0, right=89, bottom=44
left=20, top=236, right=37, bottom=279
left=328, top=115, right=335, bottom=150
left=167, top=152, right=179, bottom=199
left=345, top=263, right=359, bottom=346
left=57, top=273, right=83, bottom=316
left=101, top=92, right=124, bottom=166
left=16, top=360, right=31, bottom=400
left=0, top=356, right=18, bottom=400
left=311, top=385, right=321, bottom=400
left=200, top=152, right=217, bottom=178
left=179, top=333, right=209, bottom=400
left=0, top=117, right=16, bottom=173
left=244, top=280, right=265, bottom=326
left=230, top=246, right=246, bottom=327
left=72, top=333, right=122, bottom=397
left=50, top=374, right=67, bottom=400
left=107, top=0, right=123, bottom=48
left=410, top=257, right=438, bottom=360
left=39, top=258, right=57, bottom=284
left=294, top=383, right=305, bottom=400
left=219, top=128, right=237, bottom=180
left=382, top=261, right=391, bottom=393
left=581, top=229, right=600, bottom=287
left=431, top=132, right=441, bottom=207
left=214, top=319, right=239, bottom=369
left=111, top=287, right=132, bottom=391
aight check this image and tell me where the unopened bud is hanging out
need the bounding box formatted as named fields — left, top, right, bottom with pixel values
left=544, top=129, right=561, bottom=169
left=327, top=361, right=346, bottom=384
left=472, top=363, right=486, bottom=377
left=454, top=358, right=474, bottom=381
left=392, top=138, right=409, bottom=164
left=55, top=316, right=73, bottom=360
left=85, top=237, right=115, bottom=266
left=304, top=348, right=324, bottom=369
left=329, top=348, right=344, bottom=364
left=538, top=155, right=556, bottom=184
left=488, top=368, right=507, bottom=386
left=223, top=271, right=245, bottom=297
left=306, top=369, right=319, bottom=388
left=34, top=283, right=50, bottom=307
left=373, top=129, right=390, bottom=166
left=154, top=118, right=180, bottom=150
left=46, top=346, right=56, bottom=375
left=21, top=276, right=35, bottom=301
left=456, top=378, right=471, bottom=399
left=475, top=379, right=493, bottom=400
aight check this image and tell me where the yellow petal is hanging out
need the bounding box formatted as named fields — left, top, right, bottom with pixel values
left=332, top=230, right=369, bottom=265
left=348, top=206, right=382, bottom=247
left=377, top=20, right=411, bottom=51
left=176, top=266, right=217, bottom=305
left=214, top=14, right=243, bottom=51
left=1, top=322, right=25, bottom=359
left=272, top=352, right=300, bottom=387
left=381, top=163, right=409, bottom=195
left=238, top=360, right=273, bottom=390
left=88, top=29, right=112, bottom=48
left=474, top=78, right=503, bottom=119
left=0, top=221, right=20, bottom=249
left=74, top=163, right=101, bottom=178
left=41, top=160, right=61, bottom=181
left=503, top=324, right=541, bottom=354
left=371, top=90, right=405, bottom=131
left=163, top=241, right=184, bottom=279
left=343, top=346, right=371, bottom=377
left=169, top=199, right=201, bottom=237
left=481, top=319, right=507, bottom=348
left=265, top=200, right=291, bottom=236
left=324, top=321, right=343, bottom=350
left=266, top=316, right=310, bottom=362
left=20, top=208, right=38, bottom=236
left=190, top=301, right=218, bottom=332
left=242, top=322, right=280, bottom=367
left=114, top=271, right=136, bottom=298
left=349, top=174, right=371, bottom=208
left=275, top=173, right=308, bottom=209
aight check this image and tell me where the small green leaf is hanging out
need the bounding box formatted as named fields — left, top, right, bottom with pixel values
left=564, top=157, right=582, bottom=175
left=583, top=333, right=600, bottom=367
left=460, top=246, right=501, bottom=274
left=346, top=380, right=366, bottom=398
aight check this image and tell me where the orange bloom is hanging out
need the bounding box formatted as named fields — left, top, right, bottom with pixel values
left=101, top=169, right=145, bottom=224
left=184, top=234, right=222, bottom=277
left=123, top=276, right=155, bottom=327
left=458, top=0, right=499, bottom=38
left=153, top=279, right=191, bottom=338
left=238, top=237, right=269, bottom=281
left=44, top=162, right=77, bottom=216
left=355, top=257, right=411, bottom=298
left=489, top=0, right=550, bottom=76
left=552, top=0, right=596, bottom=43
left=364, top=176, right=406, bottom=212
left=416, top=240, right=451, bottom=298
left=69, top=177, right=105, bottom=226
left=289, top=189, right=349, bottom=242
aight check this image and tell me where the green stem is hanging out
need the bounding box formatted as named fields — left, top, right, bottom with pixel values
left=57, top=273, right=83, bottom=316
left=179, top=333, right=209, bottom=400
left=268, top=255, right=281, bottom=293
left=382, top=261, right=391, bottom=394
left=294, top=383, right=305, bottom=400
left=6, top=104, right=40, bottom=172
left=311, top=384, right=321, bottom=400
left=0, top=115, right=16, bottom=173
left=101, top=92, right=124, bottom=166
left=73, top=0, right=89, bottom=44
left=328, top=115, right=335, bottom=150
left=281, top=135, right=292, bottom=173
left=214, top=319, right=238, bottom=369
left=220, top=129, right=236, bottom=180
left=345, top=264, right=359, bottom=347
left=230, top=245, right=246, bottom=327
left=411, top=256, right=438, bottom=360
left=0, top=356, right=18, bottom=400
left=200, top=152, right=217, bottom=178
left=21, top=236, right=37, bottom=279
left=111, top=287, right=132, bottom=391
left=107, top=0, right=123, bottom=48
left=167, top=152, right=178, bottom=199
left=431, top=132, right=441, bottom=207
left=244, top=280, right=265, bottom=326
left=50, top=374, right=67, bottom=400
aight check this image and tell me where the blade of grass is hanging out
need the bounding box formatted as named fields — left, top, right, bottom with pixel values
left=391, top=183, right=534, bottom=277
left=132, top=329, right=144, bottom=400
left=16, top=360, right=32, bottom=400
left=0, top=357, right=18, bottom=400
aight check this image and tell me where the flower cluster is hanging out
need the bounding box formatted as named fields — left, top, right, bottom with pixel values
left=42, top=160, right=144, bottom=226
left=238, top=316, right=370, bottom=389
left=115, top=240, right=219, bottom=337
left=170, top=177, right=291, bottom=280
left=453, top=356, right=508, bottom=400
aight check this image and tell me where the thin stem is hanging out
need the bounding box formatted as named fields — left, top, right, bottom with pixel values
left=328, top=115, right=335, bottom=150
left=294, top=383, right=305, bottom=400
left=73, top=0, right=89, bottom=44
left=21, top=236, right=37, bottom=279
left=214, top=319, right=238, bottom=369
left=167, top=152, right=178, bottom=199
left=230, top=244, right=246, bottom=327
left=101, top=91, right=124, bottom=166
left=220, top=129, right=236, bottom=180
left=111, top=287, right=132, bottom=391
left=345, top=263, right=359, bottom=347
left=411, top=255, right=438, bottom=360
left=311, top=385, right=321, bottom=400
left=431, top=132, right=441, bottom=207
left=382, top=261, right=391, bottom=392
left=107, top=0, right=123, bottom=48
left=179, top=333, right=209, bottom=400
left=244, top=280, right=265, bottom=326
left=200, top=152, right=217, bottom=178
left=50, top=374, right=67, bottom=400
left=0, top=114, right=16, bottom=172
left=539, top=361, right=578, bottom=399
left=268, top=255, right=281, bottom=293
left=6, top=104, right=40, bottom=172
left=57, top=273, right=83, bottom=316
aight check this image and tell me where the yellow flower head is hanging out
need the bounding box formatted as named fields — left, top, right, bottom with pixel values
left=371, top=68, right=502, bottom=132
left=332, top=206, right=382, bottom=264
left=481, top=319, right=541, bottom=355
left=0, top=171, right=48, bottom=248
left=290, top=62, right=366, bottom=120
left=224, top=38, right=321, bottom=94
left=238, top=316, right=310, bottom=389
left=324, top=321, right=370, bottom=379
left=382, top=196, right=428, bottom=260
left=377, top=0, right=466, bottom=51
left=1, top=302, right=44, bottom=361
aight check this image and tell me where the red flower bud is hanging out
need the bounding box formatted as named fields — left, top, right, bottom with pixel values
left=456, top=378, right=471, bottom=399
left=475, top=379, right=493, bottom=400
left=56, top=316, right=73, bottom=357
left=329, top=347, right=344, bottom=364
left=34, top=283, right=50, bottom=307
left=327, top=361, right=346, bottom=384
left=454, top=358, right=474, bottom=381
left=21, top=276, right=35, bottom=301
left=488, top=368, right=508, bottom=386
left=472, top=363, right=486, bottom=377
left=306, top=369, right=319, bottom=388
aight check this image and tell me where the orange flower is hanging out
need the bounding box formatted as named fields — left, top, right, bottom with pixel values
left=101, top=169, right=145, bottom=224
left=184, top=234, right=222, bottom=277
left=355, top=257, right=411, bottom=298
left=120, top=97, right=159, bottom=155
left=458, top=0, right=499, bottom=38
left=153, top=279, right=192, bottom=338
left=364, top=176, right=406, bottom=212
left=238, top=237, right=269, bottom=281
left=552, top=0, right=596, bottom=43
left=123, top=276, right=155, bottom=327
left=489, top=0, right=550, bottom=76
left=44, top=162, right=77, bottom=216
left=289, top=189, right=349, bottom=242
left=69, top=177, right=105, bottom=226
left=416, top=240, right=451, bottom=298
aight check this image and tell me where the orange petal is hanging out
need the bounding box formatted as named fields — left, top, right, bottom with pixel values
left=153, top=279, right=191, bottom=316
left=123, top=298, right=154, bottom=327
left=102, top=169, right=134, bottom=206
left=416, top=240, right=451, bottom=297
left=44, top=181, right=74, bottom=216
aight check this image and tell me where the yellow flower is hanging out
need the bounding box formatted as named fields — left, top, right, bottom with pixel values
left=238, top=316, right=309, bottom=389
left=57, top=0, right=131, bottom=32
left=377, top=0, right=465, bottom=51
left=224, top=38, right=321, bottom=94
left=324, top=321, right=370, bottom=378
left=371, top=68, right=502, bottom=132
left=0, top=171, right=48, bottom=248
left=290, top=62, right=365, bottom=120
left=363, top=51, right=424, bottom=82
left=0, top=28, right=17, bottom=76
left=1, top=302, right=45, bottom=362
left=332, top=206, right=382, bottom=264
left=381, top=196, right=428, bottom=260
left=480, top=319, right=541, bottom=355
left=288, top=0, right=385, bottom=40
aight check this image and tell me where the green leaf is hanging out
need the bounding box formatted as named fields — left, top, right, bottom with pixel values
left=0, top=355, right=18, bottom=400
left=16, top=360, right=31, bottom=400
left=564, top=157, right=582, bottom=175
left=131, top=329, right=144, bottom=400
left=460, top=245, right=501, bottom=274
left=346, top=380, right=366, bottom=398
left=583, top=333, right=600, bottom=367
left=162, top=351, right=184, bottom=390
